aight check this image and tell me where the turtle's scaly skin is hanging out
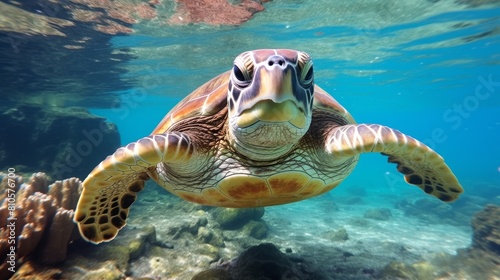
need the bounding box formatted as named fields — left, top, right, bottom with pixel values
left=74, top=49, right=463, bottom=244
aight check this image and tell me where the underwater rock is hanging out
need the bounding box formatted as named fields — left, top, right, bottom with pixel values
left=381, top=261, right=417, bottom=279
left=9, top=260, right=62, bottom=280
left=1, top=0, right=137, bottom=107
left=169, top=0, right=269, bottom=25
left=167, top=214, right=209, bottom=239
left=153, top=240, right=175, bottom=249
left=382, top=260, right=437, bottom=280
left=94, top=225, right=156, bottom=267
left=197, top=226, right=225, bottom=247
left=387, top=205, right=500, bottom=279
left=470, top=204, right=500, bottom=261
left=410, top=261, right=435, bottom=280
left=68, top=260, right=125, bottom=280
left=211, top=207, right=265, bottom=229
left=193, top=243, right=327, bottom=280
left=194, top=244, right=221, bottom=262
left=364, top=208, right=393, bottom=221
left=395, top=197, right=471, bottom=226
left=321, top=228, right=349, bottom=242
left=241, top=220, right=268, bottom=239
left=53, top=224, right=157, bottom=279
left=192, top=268, right=232, bottom=280
left=0, top=173, right=82, bottom=279
left=128, top=225, right=157, bottom=260
left=0, top=105, right=120, bottom=180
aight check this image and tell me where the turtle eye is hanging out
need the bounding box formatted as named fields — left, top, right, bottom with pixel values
left=233, top=65, right=247, bottom=82
left=298, top=52, right=314, bottom=86
left=232, top=52, right=254, bottom=87
left=300, top=61, right=314, bottom=86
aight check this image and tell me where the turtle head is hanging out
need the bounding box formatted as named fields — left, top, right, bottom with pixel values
left=227, top=49, right=314, bottom=159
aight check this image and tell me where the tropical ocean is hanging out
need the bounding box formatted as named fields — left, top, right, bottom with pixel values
left=0, top=0, right=499, bottom=279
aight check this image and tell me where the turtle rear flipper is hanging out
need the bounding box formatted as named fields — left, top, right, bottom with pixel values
left=327, top=124, right=463, bottom=202
left=74, top=133, right=193, bottom=244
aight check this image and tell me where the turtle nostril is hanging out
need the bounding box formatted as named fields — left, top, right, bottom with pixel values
left=267, top=56, right=286, bottom=67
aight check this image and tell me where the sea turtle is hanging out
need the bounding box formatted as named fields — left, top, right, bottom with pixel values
left=74, top=49, right=463, bottom=244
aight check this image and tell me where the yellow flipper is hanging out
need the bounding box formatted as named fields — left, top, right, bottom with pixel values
left=327, top=124, right=463, bottom=202
left=74, top=133, right=193, bottom=244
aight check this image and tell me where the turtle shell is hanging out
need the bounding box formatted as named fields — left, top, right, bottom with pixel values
left=151, top=71, right=230, bottom=135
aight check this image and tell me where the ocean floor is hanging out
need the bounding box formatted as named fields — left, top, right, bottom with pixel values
left=264, top=195, right=471, bottom=259
left=91, top=181, right=477, bottom=279
left=6, top=172, right=498, bottom=280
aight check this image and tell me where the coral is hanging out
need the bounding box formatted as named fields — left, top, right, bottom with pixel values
left=1, top=212, right=156, bottom=279
left=0, top=173, right=82, bottom=279
left=38, top=208, right=76, bottom=264
left=47, top=178, right=81, bottom=210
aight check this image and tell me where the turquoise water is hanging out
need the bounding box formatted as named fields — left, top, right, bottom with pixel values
left=92, top=3, right=500, bottom=194
left=2, top=1, right=500, bottom=279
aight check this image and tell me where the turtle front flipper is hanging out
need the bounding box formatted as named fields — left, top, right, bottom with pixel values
left=327, top=124, right=463, bottom=202
left=74, top=133, right=193, bottom=244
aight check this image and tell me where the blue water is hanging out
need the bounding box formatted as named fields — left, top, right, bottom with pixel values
left=91, top=5, right=500, bottom=195
left=3, top=1, right=500, bottom=278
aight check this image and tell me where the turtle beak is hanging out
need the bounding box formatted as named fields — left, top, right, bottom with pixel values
left=256, top=64, right=296, bottom=104
left=237, top=99, right=308, bottom=129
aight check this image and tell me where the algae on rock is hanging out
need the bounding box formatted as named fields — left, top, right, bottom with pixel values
left=211, top=207, right=265, bottom=229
